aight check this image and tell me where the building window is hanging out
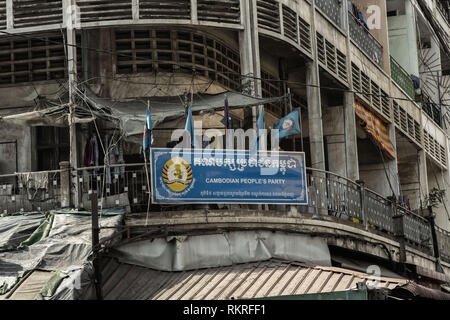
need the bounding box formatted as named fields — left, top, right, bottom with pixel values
left=0, top=33, right=66, bottom=86
left=114, top=29, right=241, bottom=90
left=36, top=127, right=69, bottom=171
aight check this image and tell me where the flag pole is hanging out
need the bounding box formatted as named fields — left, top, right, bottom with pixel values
left=144, top=100, right=152, bottom=226
left=287, top=88, right=295, bottom=152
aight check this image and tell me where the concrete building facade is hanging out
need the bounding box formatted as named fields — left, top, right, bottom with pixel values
left=1, top=0, right=450, bottom=298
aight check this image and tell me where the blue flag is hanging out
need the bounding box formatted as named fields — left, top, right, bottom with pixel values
left=251, top=108, right=264, bottom=152
left=143, top=105, right=153, bottom=151
left=221, top=97, right=231, bottom=129
left=185, top=105, right=197, bottom=148
left=274, top=109, right=301, bottom=139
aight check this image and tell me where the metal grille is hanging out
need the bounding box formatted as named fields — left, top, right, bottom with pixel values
left=423, top=130, right=447, bottom=168
left=414, top=120, right=421, bottom=144
left=298, top=15, right=311, bottom=53
left=282, top=4, right=297, bottom=43
left=393, top=101, right=400, bottom=127
left=197, top=0, right=240, bottom=24
left=390, top=56, right=415, bottom=100
left=399, top=106, right=408, bottom=133
left=360, top=72, right=371, bottom=102
left=316, top=32, right=347, bottom=82
left=261, top=69, right=283, bottom=117
left=315, top=0, right=342, bottom=27
left=325, top=175, right=362, bottom=221
left=12, top=0, right=62, bottom=28
left=348, top=11, right=383, bottom=68
left=371, top=81, right=381, bottom=111
left=336, top=49, right=347, bottom=82
left=380, top=89, right=391, bottom=118
left=77, top=165, right=150, bottom=213
left=351, top=63, right=361, bottom=92
left=256, top=0, right=280, bottom=34
left=77, top=0, right=132, bottom=23
left=114, top=29, right=241, bottom=90
left=366, top=190, right=394, bottom=234
left=436, top=226, right=450, bottom=264
left=401, top=208, right=432, bottom=251
left=0, top=1, right=6, bottom=29
left=139, top=0, right=191, bottom=20
left=0, top=33, right=66, bottom=85
left=325, top=39, right=336, bottom=72
left=316, top=33, right=326, bottom=65
left=0, top=171, right=62, bottom=214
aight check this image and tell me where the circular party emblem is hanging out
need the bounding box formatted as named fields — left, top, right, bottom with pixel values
left=281, top=117, right=295, bottom=131
left=162, top=157, right=193, bottom=192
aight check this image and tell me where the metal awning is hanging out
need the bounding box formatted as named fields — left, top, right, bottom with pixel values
left=89, top=258, right=408, bottom=300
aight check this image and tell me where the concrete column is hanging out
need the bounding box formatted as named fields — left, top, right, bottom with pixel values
left=344, top=92, right=359, bottom=181
left=418, top=149, right=429, bottom=208
left=66, top=0, right=80, bottom=208
left=323, top=106, right=346, bottom=177
left=239, top=0, right=262, bottom=131
left=385, top=124, right=400, bottom=198
left=306, top=61, right=325, bottom=171
left=60, top=161, right=71, bottom=208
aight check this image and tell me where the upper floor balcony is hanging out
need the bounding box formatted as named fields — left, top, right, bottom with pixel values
left=348, top=10, right=383, bottom=68
left=390, top=55, right=415, bottom=100
left=1, top=163, right=449, bottom=269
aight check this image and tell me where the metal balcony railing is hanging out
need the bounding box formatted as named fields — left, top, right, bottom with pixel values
left=315, top=0, right=343, bottom=28
left=348, top=11, right=383, bottom=68
left=390, top=56, right=416, bottom=100
left=0, top=163, right=447, bottom=262
left=422, top=101, right=443, bottom=128
left=0, top=169, right=62, bottom=214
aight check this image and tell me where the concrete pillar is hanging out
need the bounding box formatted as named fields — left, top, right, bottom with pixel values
left=306, top=61, right=325, bottom=171
left=344, top=92, right=359, bottom=181
left=239, top=0, right=262, bottom=130
left=418, top=149, right=429, bottom=208
left=323, top=106, right=346, bottom=177
left=59, top=161, right=71, bottom=208
left=385, top=124, right=400, bottom=198
left=66, top=0, right=80, bottom=208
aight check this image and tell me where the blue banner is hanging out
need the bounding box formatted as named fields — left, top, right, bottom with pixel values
left=151, top=148, right=308, bottom=205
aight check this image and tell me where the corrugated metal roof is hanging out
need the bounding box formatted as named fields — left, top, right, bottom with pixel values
left=394, top=282, right=450, bottom=300
left=97, top=258, right=408, bottom=300
left=5, top=271, right=53, bottom=300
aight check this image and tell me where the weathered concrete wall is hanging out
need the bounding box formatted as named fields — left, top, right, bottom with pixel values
left=427, top=158, right=450, bottom=232
left=323, top=105, right=346, bottom=177
left=387, top=1, right=420, bottom=77
left=396, top=133, right=424, bottom=211
left=0, top=123, right=33, bottom=174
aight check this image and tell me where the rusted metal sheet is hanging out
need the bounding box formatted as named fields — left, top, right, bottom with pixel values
left=98, top=258, right=408, bottom=300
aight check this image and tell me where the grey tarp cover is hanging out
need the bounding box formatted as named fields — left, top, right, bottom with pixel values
left=83, top=90, right=286, bottom=137
left=0, top=212, right=123, bottom=298
left=0, top=90, right=284, bottom=139
left=110, top=230, right=331, bottom=272
left=0, top=214, right=45, bottom=250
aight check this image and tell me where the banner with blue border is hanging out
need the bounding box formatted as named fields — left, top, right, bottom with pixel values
left=151, top=148, right=308, bottom=205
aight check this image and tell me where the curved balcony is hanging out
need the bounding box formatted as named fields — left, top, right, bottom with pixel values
left=1, top=163, right=448, bottom=267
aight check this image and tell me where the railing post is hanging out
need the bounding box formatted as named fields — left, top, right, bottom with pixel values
left=391, top=198, right=406, bottom=264
left=356, top=180, right=368, bottom=230
left=59, top=161, right=71, bottom=208
left=91, top=191, right=103, bottom=300
left=425, top=205, right=444, bottom=272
